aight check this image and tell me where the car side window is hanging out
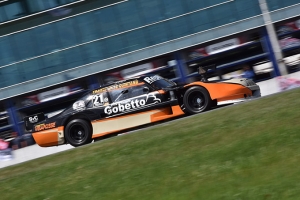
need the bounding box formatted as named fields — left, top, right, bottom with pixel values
left=109, top=88, right=130, bottom=102
left=109, top=84, right=151, bottom=103
left=130, top=85, right=150, bottom=97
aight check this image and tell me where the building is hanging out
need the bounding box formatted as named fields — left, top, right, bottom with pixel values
left=1, top=0, right=300, bottom=144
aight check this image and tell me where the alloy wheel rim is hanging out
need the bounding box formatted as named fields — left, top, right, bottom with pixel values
left=188, top=92, right=205, bottom=111
left=70, top=124, right=86, bottom=143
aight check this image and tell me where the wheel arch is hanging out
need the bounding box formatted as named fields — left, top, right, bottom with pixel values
left=183, top=85, right=217, bottom=108
left=182, top=84, right=214, bottom=100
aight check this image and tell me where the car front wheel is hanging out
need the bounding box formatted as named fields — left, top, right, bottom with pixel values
left=183, top=86, right=212, bottom=114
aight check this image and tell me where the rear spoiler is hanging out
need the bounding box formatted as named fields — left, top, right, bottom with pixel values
left=198, top=64, right=216, bottom=75
left=24, top=113, right=45, bottom=131
left=198, top=64, right=216, bottom=82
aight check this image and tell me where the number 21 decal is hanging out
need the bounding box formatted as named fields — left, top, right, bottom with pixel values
left=92, top=94, right=108, bottom=107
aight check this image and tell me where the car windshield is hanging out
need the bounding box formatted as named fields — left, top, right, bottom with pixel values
left=77, top=91, right=93, bottom=102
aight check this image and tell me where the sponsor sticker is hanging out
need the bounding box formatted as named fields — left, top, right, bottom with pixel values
left=35, top=122, right=56, bottom=132
left=143, top=75, right=163, bottom=84
left=93, top=79, right=139, bottom=94
left=92, top=94, right=109, bottom=107
left=104, top=99, right=146, bottom=115
left=104, top=93, right=161, bottom=115
left=28, top=115, right=39, bottom=123
left=73, top=100, right=85, bottom=111
left=205, top=38, right=240, bottom=55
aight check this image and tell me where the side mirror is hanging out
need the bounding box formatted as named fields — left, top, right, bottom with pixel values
left=198, top=67, right=206, bottom=75
left=143, top=87, right=150, bottom=93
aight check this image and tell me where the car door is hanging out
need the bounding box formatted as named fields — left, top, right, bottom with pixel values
left=85, top=91, right=110, bottom=117
left=104, top=82, right=163, bottom=117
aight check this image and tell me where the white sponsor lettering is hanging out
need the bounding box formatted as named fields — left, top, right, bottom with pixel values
left=104, top=99, right=147, bottom=115
left=92, top=94, right=108, bottom=107
left=206, top=38, right=240, bottom=55
left=144, top=75, right=163, bottom=84
left=29, top=116, right=38, bottom=123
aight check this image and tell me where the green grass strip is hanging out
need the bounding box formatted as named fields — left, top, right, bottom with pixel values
left=1, top=88, right=300, bottom=200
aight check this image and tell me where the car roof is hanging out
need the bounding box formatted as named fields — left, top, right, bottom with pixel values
left=90, top=76, right=148, bottom=95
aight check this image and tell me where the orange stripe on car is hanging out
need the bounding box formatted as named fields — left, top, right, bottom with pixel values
left=157, top=90, right=166, bottom=94
left=150, top=105, right=184, bottom=122
left=185, top=82, right=252, bottom=101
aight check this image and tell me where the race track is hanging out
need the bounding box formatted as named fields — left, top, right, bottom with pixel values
left=1, top=72, right=299, bottom=169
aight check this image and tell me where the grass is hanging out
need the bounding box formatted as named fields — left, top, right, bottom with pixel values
left=1, top=88, right=300, bottom=200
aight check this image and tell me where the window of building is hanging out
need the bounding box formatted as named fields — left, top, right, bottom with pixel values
left=55, top=18, right=80, bottom=48
left=189, top=10, right=211, bottom=33
left=115, top=0, right=143, bottom=31
left=167, top=16, right=191, bottom=40
left=144, top=23, right=170, bottom=46
left=208, top=0, right=228, bottom=5
left=0, top=7, right=7, bottom=22
left=74, top=12, right=99, bottom=43
left=19, top=59, right=42, bottom=81
left=2, top=1, right=24, bottom=21
left=81, top=41, right=106, bottom=64
left=33, top=23, right=61, bottom=55
left=210, top=3, right=237, bottom=27
left=26, top=0, right=80, bottom=13
left=40, top=51, right=64, bottom=75
left=0, top=37, right=17, bottom=66
left=184, top=0, right=207, bottom=12
left=61, top=47, right=84, bottom=70
left=282, top=0, right=300, bottom=7
left=93, top=7, right=120, bottom=38
left=123, top=29, right=148, bottom=52
left=12, top=30, right=37, bottom=60
left=138, top=0, right=164, bottom=25
left=162, top=0, right=185, bottom=18
left=233, top=0, right=261, bottom=20
left=0, top=64, right=24, bottom=87
left=103, top=35, right=127, bottom=57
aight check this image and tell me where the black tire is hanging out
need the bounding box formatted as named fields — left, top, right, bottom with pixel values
left=183, top=86, right=212, bottom=114
left=65, top=119, right=92, bottom=147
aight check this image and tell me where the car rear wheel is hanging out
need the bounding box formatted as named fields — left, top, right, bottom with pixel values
left=65, top=119, right=92, bottom=147
left=183, top=86, right=212, bottom=114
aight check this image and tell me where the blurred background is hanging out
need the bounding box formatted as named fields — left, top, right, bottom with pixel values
left=0, top=0, right=300, bottom=153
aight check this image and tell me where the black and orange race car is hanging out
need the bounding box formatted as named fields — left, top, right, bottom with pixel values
left=24, top=73, right=260, bottom=147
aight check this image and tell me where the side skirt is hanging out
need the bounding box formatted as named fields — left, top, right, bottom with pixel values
left=91, top=105, right=184, bottom=139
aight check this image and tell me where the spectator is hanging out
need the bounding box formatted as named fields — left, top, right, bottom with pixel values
left=0, top=139, right=13, bottom=161
left=241, top=65, right=255, bottom=80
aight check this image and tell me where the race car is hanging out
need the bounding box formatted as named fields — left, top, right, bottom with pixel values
left=24, top=73, right=260, bottom=147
